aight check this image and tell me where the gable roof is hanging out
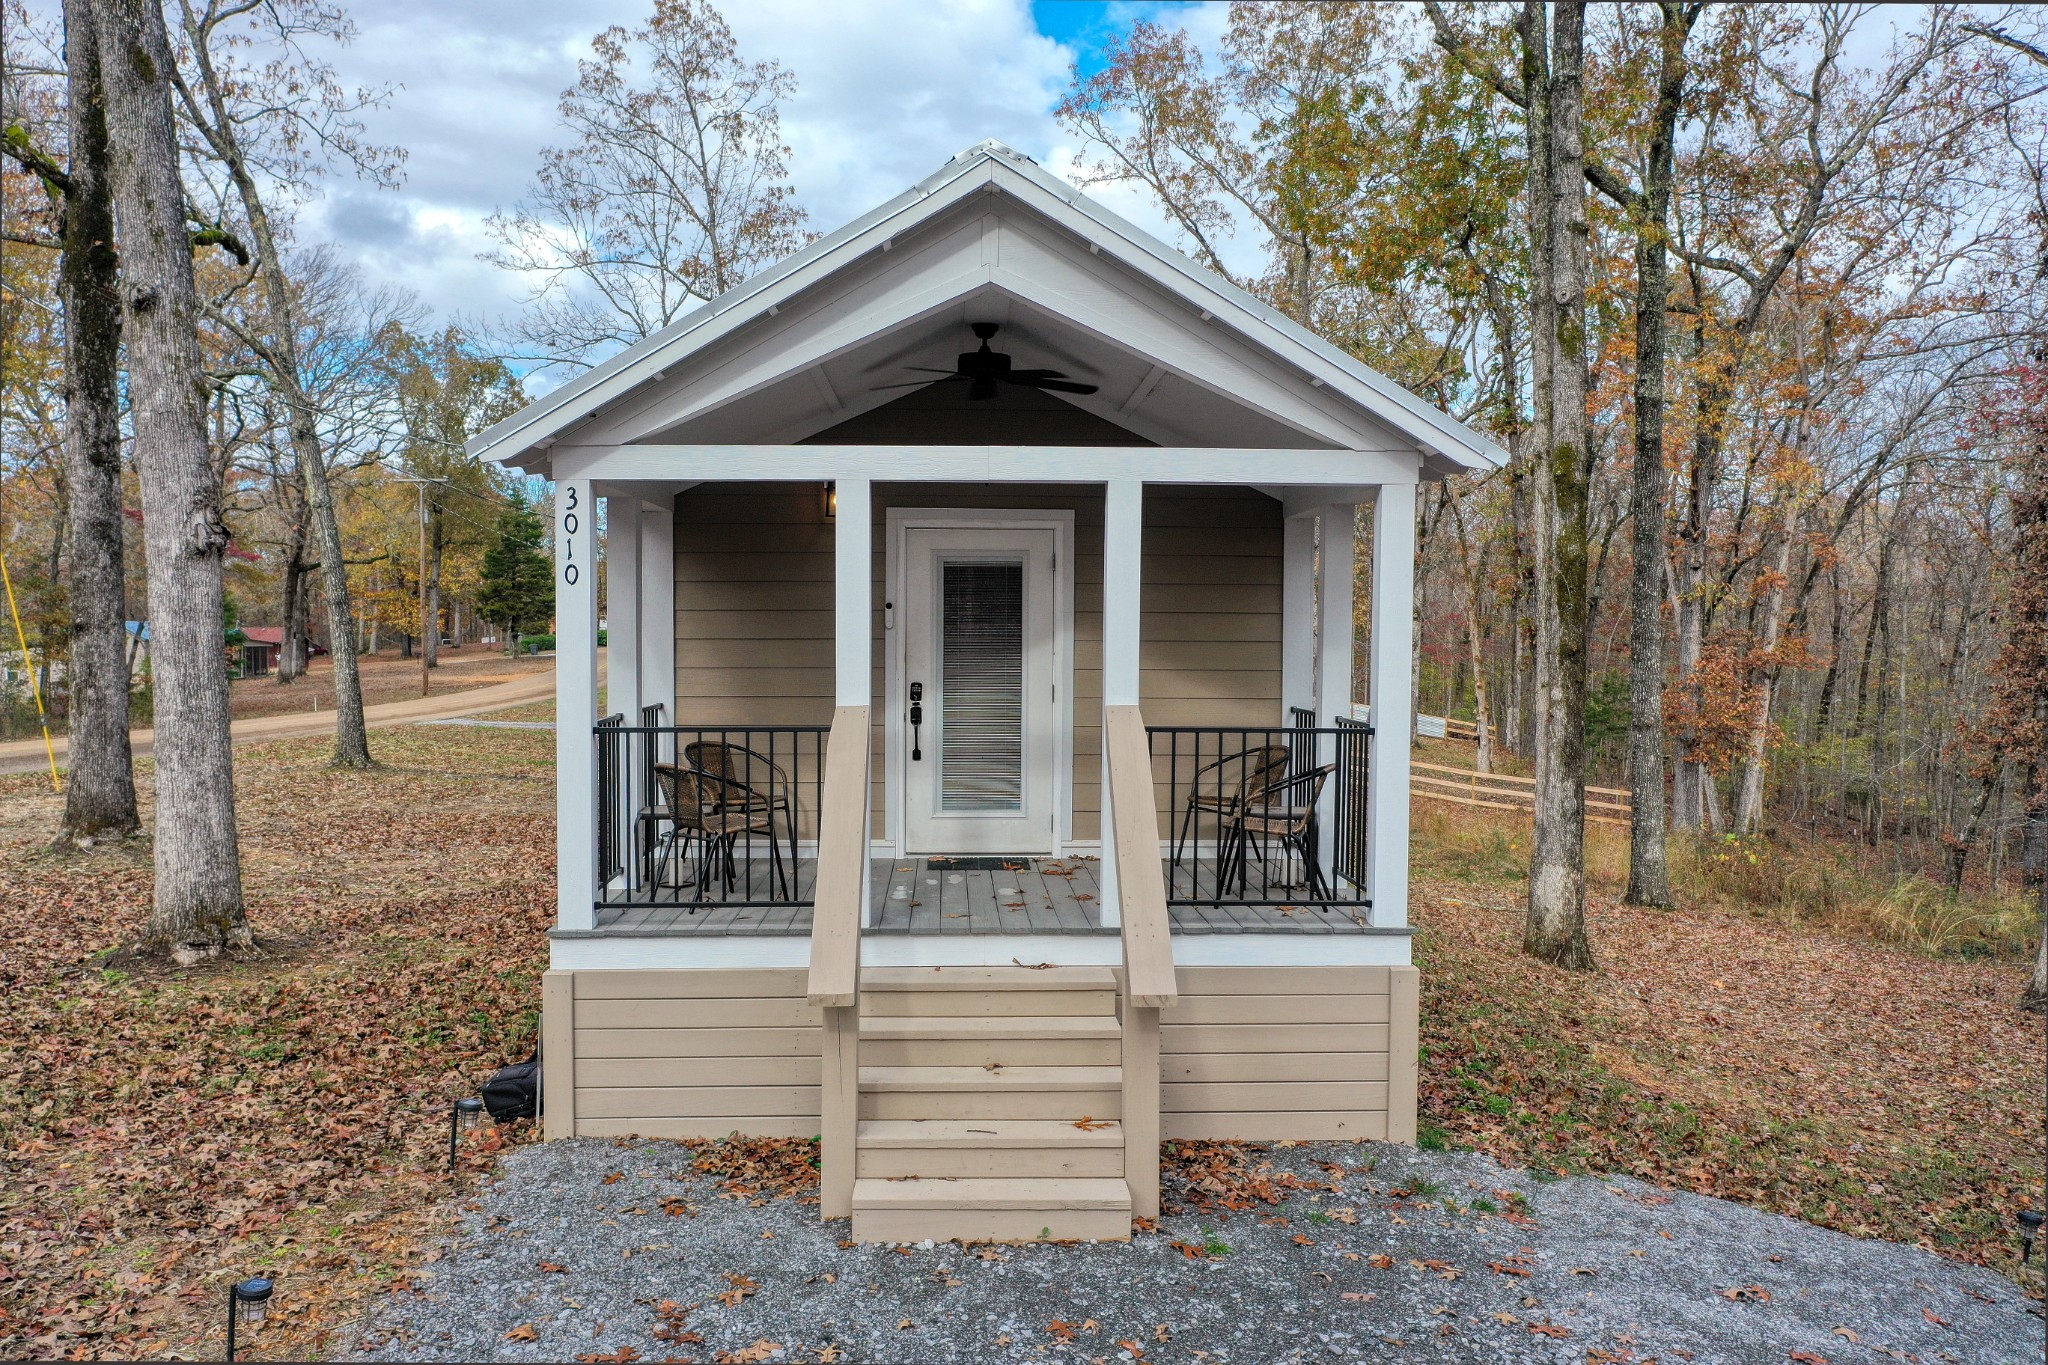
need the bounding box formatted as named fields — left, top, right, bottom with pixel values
left=469, top=140, right=1507, bottom=476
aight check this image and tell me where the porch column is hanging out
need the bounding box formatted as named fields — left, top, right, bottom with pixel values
left=1099, top=478, right=1143, bottom=929
left=607, top=496, right=642, bottom=723
left=556, top=477, right=599, bottom=932
left=1366, top=484, right=1416, bottom=928
left=834, top=479, right=874, bottom=926
left=1314, top=505, right=1356, bottom=887
left=639, top=499, right=676, bottom=724
left=1281, top=510, right=1316, bottom=723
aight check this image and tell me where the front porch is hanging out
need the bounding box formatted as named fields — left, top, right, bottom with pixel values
left=584, top=853, right=1387, bottom=936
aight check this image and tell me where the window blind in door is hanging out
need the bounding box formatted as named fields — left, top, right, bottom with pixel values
left=939, top=559, right=1024, bottom=812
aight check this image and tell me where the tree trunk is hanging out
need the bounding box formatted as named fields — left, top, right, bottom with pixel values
left=173, top=16, right=370, bottom=767
left=95, top=0, right=247, bottom=956
left=277, top=510, right=311, bottom=683
left=55, top=0, right=139, bottom=844
left=1621, top=0, right=1689, bottom=908
left=1522, top=0, right=1594, bottom=971
left=1735, top=509, right=1799, bottom=833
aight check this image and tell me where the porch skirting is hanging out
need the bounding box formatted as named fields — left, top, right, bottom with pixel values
left=542, top=964, right=1419, bottom=1147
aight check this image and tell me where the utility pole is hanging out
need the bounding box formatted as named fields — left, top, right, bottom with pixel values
left=391, top=475, right=447, bottom=697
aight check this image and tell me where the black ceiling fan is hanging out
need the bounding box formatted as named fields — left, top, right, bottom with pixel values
left=872, top=322, right=1099, bottom=402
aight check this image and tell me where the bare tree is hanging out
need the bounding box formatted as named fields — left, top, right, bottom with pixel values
left=93, top=0, right=246, bottom=957
left=484, top=0, right=808, bottom=369
left=169, top=0, right=403, bottom=770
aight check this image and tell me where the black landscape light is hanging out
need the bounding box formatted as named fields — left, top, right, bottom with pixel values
left=225, top=1276, right=272, bottom=1361
left=449, top=1096, right=485, bottom=1171
left=2020, top=1209, right=2044, bottom=1262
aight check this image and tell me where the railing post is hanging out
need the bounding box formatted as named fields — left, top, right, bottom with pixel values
left=809, top=706, right=870, bottom=1223
left=1106, top=706, right=1175, bottom=1224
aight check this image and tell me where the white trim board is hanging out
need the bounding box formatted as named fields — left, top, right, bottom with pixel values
left=547, top=931, right=1414, bottom=973
left=553, top=445, right=1420, bottom=487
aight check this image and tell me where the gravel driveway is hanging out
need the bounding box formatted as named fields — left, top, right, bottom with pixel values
left=350, top=1138, right=2041, bottom=1364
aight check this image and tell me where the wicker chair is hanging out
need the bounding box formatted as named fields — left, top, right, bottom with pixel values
left=684, top=741, right=799, bottom=884
left=1170, top=743, right=1291, bottom=871
left=650, top=763, right=788, bottom=902
left=1224, top=763, right=1335, bottom=900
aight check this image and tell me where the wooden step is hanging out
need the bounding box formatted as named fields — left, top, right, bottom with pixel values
left=858, top=1065, right=1122, bottom=1121
left=850, top=1176, right=1132, bottom=1244
left=859, top=965, right=1119, bottom=1018
left=857, top=1119, right=1125, bottom=1179
left=861, top=1014, right=1120, bottom=1068
left=859, top=966, right=1118, bottom=992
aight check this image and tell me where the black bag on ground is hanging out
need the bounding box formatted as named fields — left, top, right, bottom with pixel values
left=482, top=1047, right=541, bottom=1122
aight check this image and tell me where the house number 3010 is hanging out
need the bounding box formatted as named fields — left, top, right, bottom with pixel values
left=561, top=486, right=580, bottom=585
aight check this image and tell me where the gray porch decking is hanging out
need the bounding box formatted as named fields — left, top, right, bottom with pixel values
left=589, top=855, right=1383, bottom=935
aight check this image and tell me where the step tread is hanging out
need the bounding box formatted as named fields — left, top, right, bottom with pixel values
left=861, top=966, right=1118, bottom=992
left=858, top=1119, right=1124, bottom=1148
left=861, top=1015, right=1121, bottom=1040
left=852, top=1176, right=1133, bottom=1212
left=860, top=1065, right=1122, bottom=1092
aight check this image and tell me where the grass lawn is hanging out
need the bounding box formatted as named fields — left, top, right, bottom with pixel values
left=0, top=722, right=2039, bottom=1359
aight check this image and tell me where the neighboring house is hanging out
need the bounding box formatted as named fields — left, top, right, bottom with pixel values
left=237, top=627, right=280, bottom=679
left=471, top=141, right=1504, bottom=1243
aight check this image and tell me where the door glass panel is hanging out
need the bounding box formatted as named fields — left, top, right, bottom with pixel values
left=939, top=559, right=1024, bottom=812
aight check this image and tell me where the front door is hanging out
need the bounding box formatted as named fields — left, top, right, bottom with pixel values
left=901, top=526, right=1058, bottom=854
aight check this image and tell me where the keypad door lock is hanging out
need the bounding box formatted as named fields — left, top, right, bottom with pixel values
left=908, top=682, right=924, bottom=761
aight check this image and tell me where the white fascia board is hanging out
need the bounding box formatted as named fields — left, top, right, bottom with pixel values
left=551, top=444, right=1420, bottom=486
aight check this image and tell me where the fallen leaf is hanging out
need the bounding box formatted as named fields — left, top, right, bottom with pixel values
left=1922, top=1308, right=1949, bottom=1328
left=505, top=1324, right=539, bottom=1342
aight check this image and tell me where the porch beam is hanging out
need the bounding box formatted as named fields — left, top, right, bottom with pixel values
left=1098, top=479, right=1143, bottom=929
left=554, top=444, right=1421, bottom=488
left=1366, top=484, right=1416, bottom=928
left=555, top=477, right=600, bottom=932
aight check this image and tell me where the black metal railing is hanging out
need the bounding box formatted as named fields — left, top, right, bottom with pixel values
left=1148, top=719, right=1373, bottom=911
left=595, top=722, right=831, bottom=908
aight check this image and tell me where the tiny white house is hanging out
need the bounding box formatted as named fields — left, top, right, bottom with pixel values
left=471, top=141, right=1504, bottom=1242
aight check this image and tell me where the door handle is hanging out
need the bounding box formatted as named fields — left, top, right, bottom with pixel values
left=908, top=682, right=924, bottom=761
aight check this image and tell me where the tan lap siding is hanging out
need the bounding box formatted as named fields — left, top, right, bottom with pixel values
left=1159, top=966, right=1413, bottom=1142
left=569, top=969, right=822, bottom=1139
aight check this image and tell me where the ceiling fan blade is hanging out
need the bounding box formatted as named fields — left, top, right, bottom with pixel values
left=1005, top=368, right=1072, bottom=382
left=968, top=375, right=998, bottom=401
left=869, top=374, right=968, bottom=391
left=1006, top=376, right=1100, bottom=395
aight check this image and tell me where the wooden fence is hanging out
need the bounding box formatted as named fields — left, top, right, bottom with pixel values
left=1410, top=760, right=1632, bottom=826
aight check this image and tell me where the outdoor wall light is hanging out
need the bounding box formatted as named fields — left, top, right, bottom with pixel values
left=225, top=1277, right=273, bottom=1360
left=2020, top=1209, right=2044, bottom=1262
left=823, top=481, right=838, bottom=521
left=449, top=1096, right=484, bottom=1171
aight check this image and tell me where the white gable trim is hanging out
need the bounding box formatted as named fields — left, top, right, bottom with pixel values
left=469, top=142, right=1506, bottom=473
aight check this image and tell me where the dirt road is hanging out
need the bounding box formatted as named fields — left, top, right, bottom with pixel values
left=0, top=656, right=573, bottom=778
